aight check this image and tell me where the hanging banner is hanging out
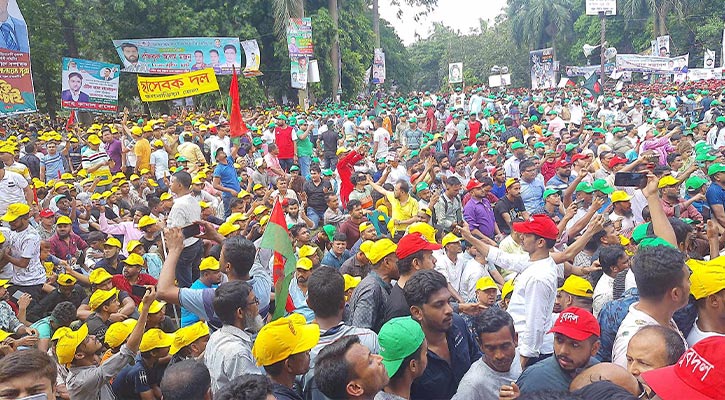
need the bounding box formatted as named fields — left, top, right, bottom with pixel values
left=448, top=62, right=463, bottom=84
left=308, top=59, right=320, bottom=83
left=112, top=37, right=242, bottom=75
left=530, top=48, right=555, bottom=89
left=240, top=39, right=262, bottom=77
left=673, top=68, right=723, bottom=82
left=61, top=58, right=120, bottom=112
left=565, top=64, right=615, bottom=77
left=290, top=57, right=307, bottom=89
left=616, top=54, right=689, bottom=73
left=0, top=0, right=35, bottom=115
left=137, top=68, right=219, bottom=102
left=286, top=18, right=313, bottom=57
left=704, top=49, right=716, bottom=69
left=372, top=48, right=386, bottom=84
left=651, top=35, right=670, bottom=57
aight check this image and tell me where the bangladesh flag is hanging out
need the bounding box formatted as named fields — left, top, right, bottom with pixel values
left=259, top=199, right=297, bottom=320
left=583, top=72, right=602, bottom=97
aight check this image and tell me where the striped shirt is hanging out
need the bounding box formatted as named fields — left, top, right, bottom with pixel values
left=41, top=152, right=65, bottom=182
left=81, top=147, right=111, bottom=178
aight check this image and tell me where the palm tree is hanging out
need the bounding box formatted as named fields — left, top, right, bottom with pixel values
left=507, top=0, right=575, bottom=59
left=620, top=0, right=691, bottom=39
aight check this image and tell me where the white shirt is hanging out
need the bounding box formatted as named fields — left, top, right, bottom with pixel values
left=611, top=302, right=685, bottom=368
left=487, top=247, right=558, bottom=357
left=569, top=105, right=584, bottom=125
left=434, top=249, right=466, bottom=293
left=150, top=149, right=169, bottom=179
left=206, top=135, right=231, bottom=159
left=166, top=193, right=202, bottom=247
left=385, top=165, right=408, bottom=185
left=592, top=273, right=614, bottom=317
left=452, top=350, right=523, bottom=400
left=7, top=226, right=44, bottom=286
left=686, top=318, right=725, bottom=346
left=503, top=157, right=521, bottom=179
left=0, top=170, right=27, bottom=216
left=459, top=258, right=492, bottom=301
left=373, top=128, right=390, bottom=159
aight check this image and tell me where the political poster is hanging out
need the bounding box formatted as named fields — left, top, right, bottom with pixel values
left=61, top=58, right=120, bottom=112
left=564, top=64, right=615, bottom=77
left=0, top=0, right=35, bottom=115
left=240, top=39, right=262, bottom=77
left=112, top=37, right=242, bottom=75
left=616, top=54, right=689, bottom=74
left=651, top=35, right=670, bottom=57
left=673, top=68, right=723, bottom=83
left=372, top=48, right=385, bottom=84
left=137, top=68, right=219, bottom=102
left=290, top=58, right=307, bottom=89
left=448, top=62, right=463, bottom=84
left=530, top=48, right=555, bottom=90
left=704, top=49, right=716, bottom=69
left=286, top=18, right=313, bottom=57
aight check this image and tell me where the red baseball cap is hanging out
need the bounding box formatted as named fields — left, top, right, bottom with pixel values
left=395, top=232, right=441, bottom=259
left=608, top=156, right=628, bottom=169
left=39, top=209, right=55, bottom=218
left=554, top=159, right=571, bottom=169
left=512, top=214, right=559, bottom=240
left=466, top=179, right=485, bottom=191
left=548, top=306, right=600, bottom=341
left=642, top=336, right=725, bottom=400
left=571, top=153, right=588, bottom=163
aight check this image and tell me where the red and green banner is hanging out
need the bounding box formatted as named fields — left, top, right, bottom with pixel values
left=259, top=199, right=296, bottom=320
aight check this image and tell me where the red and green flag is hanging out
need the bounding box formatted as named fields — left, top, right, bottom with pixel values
left=583, top=72, right=602, bottom=97
left=259, top=199, right=296, bottom=320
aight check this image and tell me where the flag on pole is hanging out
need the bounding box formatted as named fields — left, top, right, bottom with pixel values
left=583, top=72, right=602, bottom=97
left=228, top=66, right=248, bottom=138
left=65, top=110, right=75, bottom=131
left=259, top=199, right=297, bottom=320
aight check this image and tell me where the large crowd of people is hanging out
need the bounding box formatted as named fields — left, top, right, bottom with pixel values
left=1, top=79, right=725, bottom=400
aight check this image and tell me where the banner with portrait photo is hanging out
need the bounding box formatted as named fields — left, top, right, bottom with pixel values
left=704, top=49, right=716, bottom=69
left=530, top=48, right=555, bottom=89
left=448, top=62, right=463, bottom=84
left=372, top=48, right=385, bottom=84
left=241, top=39, right=262, bottom=77
left=616, top=54, right=689, bottom=74
left=137, top=68, right=219, bottom=102
left=286, top=18, right=313, bottom=57
left=112, top=37, right=242, bottom=75
left=0, top=0, right=35, bottom=115
left=290, top=57, right=308, bottom=89
left=61, top=58, right=119, bottom=112
left=651, top=35, right=670, bottom=57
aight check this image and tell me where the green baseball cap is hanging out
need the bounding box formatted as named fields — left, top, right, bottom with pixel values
left=631, top=222, right=651, bottom=244
left=322, top=169, right=334, bottom=176
left=290, top=165, right=300, bottom=172
left=575, top=182, right=595, bottom=193
left=409, top=117, right=417, bottom=123
left=685, top=176, right=708, bottom=191
left=487, top=149, right=499, bottom=155
left=379, top=317, right=425, bottom=378
left=534, top=142, right=545, bottom=149
left=463, top=146, right=476, bottom=155
left=592, top=179, right=614, bottom=194
left=695, top=153, right=716, bottom=162
left=510, top=142, right=525, bottom=150
left=543, top=188, right=559, bottom=199
left=638, top=237, right=676, bottom=249
left=707, top=163, right=725, bottom=176
left=564, top=143, right=577, bottom=153
left=415, top=182, right=429, bottom=193
left=252, top=137, right=263, bottom=146
left=322, top=224, right=336, bottom=242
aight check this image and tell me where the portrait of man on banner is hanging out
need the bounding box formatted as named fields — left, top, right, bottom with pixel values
left=61, top=72, right=90, bottom=103
left=191, top=50, right=208, bottom=71
left=0, top=0, right=29, bottom=53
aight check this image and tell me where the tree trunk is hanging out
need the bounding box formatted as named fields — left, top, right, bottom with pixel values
left=657, top=5, right=668, bottom=37
left=373, top=0, right=380, bottom=48
left=329, top=0, right=340, bottom=101
left=57, top=0, right=79, bottom=57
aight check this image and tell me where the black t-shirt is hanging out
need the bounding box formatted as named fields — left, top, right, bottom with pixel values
left=383, top=283, right=410, bottom=323
left=321, top=128, right=339, bottom=156
left=303, top=180, right=332, bottom=214
left=494, top=195, right=526, bottom=235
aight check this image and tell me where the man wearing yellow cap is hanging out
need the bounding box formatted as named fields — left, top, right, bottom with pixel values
left=180, top=256, right=223, bottom=328
left=86, top=288, right=120, bottom=344
left=134, top=124, right=152, bottom=174
left=63, top=287, right=156, bottom=399
left=168, top=321, right=210, bottom=365
left=81, top=134, right=113, bottom=181
left=0, top=162, right=32, bottom=218
left=48, top=215, right=88, bottom=261
left=687, top=261, right=725, bottom=346
left=658, top=175, right=702, bottom=220
left=111, top=327, right=172, bottom=399
left=2, top=203, right=45, bottom=298
left=252, top=314, right=320, bottom=400
left=554, top=275, right=594, bottom=314
left=34, top=273, right=84, bottom=319
left=0, top=146, right=31, bottom=180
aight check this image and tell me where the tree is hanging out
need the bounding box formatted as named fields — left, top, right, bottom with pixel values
left=507, top=0, right=576, bottom=60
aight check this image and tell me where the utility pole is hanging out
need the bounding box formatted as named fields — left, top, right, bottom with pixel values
left=599, top=11, right=606, bottom=95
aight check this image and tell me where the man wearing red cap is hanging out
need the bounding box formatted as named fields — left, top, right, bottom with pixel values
left=460, top=214, right=604, bottom=369
left=545, top=158, right=574, bottom=188
left=463, top=178, right=497, bottom=241
left=514, top=307, right=601, bottom=394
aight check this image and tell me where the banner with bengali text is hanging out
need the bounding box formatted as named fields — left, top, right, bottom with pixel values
left=137, top=68, right=219, bottom=102
left=61, top=58, right=120, bottom=112
left=286, top=18, right=313, bottom=57
left=616, top=54, right=689, bottom=73
left=112, top=37, right=242, bottom=75
left=0, top=0, right=36, bottom=115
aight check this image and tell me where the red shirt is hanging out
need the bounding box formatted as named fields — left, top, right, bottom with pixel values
left=112, top=274, right=157, bottom=304
left=337, top=150, right=364, bottom=208
left=468, top=120, right=482, bottom=145
left=425, top=108, right=436, bottom=132
left=274, top=125, right=295, bottom=159
left=48, top=232, right=88, bottom=261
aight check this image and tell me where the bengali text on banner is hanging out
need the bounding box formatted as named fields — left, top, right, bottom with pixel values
left=137, top=68, right=219, bottom=102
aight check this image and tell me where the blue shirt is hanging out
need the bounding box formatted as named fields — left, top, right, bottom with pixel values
left=410, top=314, right=482, bottom=400
left=180, top=279, right=216, bottom=327
left=41, top=153, right=65, bottom=182
left=706, top=182, right=725, bottom=210
left=520, top=175, right=546, bottom=212
left=112, top=355, right=165, bottom=398
left=517, top=353, right=599, bottom=394
left=491, top=182, right=506, bottom=199
left=214, top=156, right=241, bottom=197
left=289, top=278, right=314, bottom=323
left=545, top=174, right=575, bottom=188
left=321, top=250, right=352, bottom=270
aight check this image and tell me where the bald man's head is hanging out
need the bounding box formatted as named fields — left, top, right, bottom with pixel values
left=626, top=325, right=685, bottom=378
left=569, top=362, right=640, bottom=396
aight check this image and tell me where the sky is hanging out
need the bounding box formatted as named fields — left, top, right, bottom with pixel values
left=378, top=0, right=508, bottom=46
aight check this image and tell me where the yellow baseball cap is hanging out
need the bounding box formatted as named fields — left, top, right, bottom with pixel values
left=610, top=190, right=633, bottom=203
left=199, top=256, right=220, bottom=271
left=124, top=253, right=145, bottom=267
left=130, top=174, right=140, bottom=181
left=88, top=288, right=119, bottom=311
left=160, top=192, right=173, bottom=201
left=558, top=275, right=594, bottom=298
left=343, top=274, right=362, bottom=291
left=253, top=205, right=269, bottom=215
left=137, top=215, right=158, bottom=229
left=104, top=237, right=122, bottom=248
left=227, top=213, right=249, bottom=224
left=87, top=135, right=102, bottom=145
left=501, top=279, right=515, bottom=299
left=89, top=268, right=113, bottom=284
left=505, top=177, right=520, bottom=188
left=138, top=300, right=166, bottom=314
left=199, top=201, right=210, bottom=209
left=657, top=175, right=680, bottom=189
left=689, top=258, right=725, bottom=300
left=0, top=329, right=11, bottom=342
left=218, top=222, right=240, bottom=236
left=475, top=276, right=498, bottom=291
left=170, top=321, right=210, bottom=355
left=139, top=328, right=174, bottom=353
left=252, top=314, right=320, bottom=366
left=237, top=190, right=251, bottom=198
left=367, top=238, right=397, bottom=264
left=56, top=215, right=72, bottom=225
left=57, top=274, right=77, bottom=287
left=61, top=173, right=74, bottom=180
left=407, top=222, right=436, bottom=243
left=126, top=240, right=143, bottom=253
left=139, top=168, right=150, bottom=175
left=55, top=324, right=89, bottom=364
left=358, top=221, right=374, bottom=233
left=298, top=245, right=317, bottom=258
left=147, top=179, right=158, bottom=187
left=1, top=203, right=30, bottom=222
left=0, top=278, right=10, bottom=288
left=259, top=215, right=270, bottom=226
left=105, top=319, right=137, bottom=348
left=296, top=257, right=313, bottom=271
left=441, top=233, right=462, bottom=247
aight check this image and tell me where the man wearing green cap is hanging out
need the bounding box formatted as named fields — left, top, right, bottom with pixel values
left=706, top=162, right=725, bottom=230
left=684, top=175, right=708, bottom=215
left=295, top=119, right=314, bottom=179
left=403, top=118, right=423, bottom=151
left=376, top=317, right=428, bottom=400
left=373, top=117, right=391, bottom=160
